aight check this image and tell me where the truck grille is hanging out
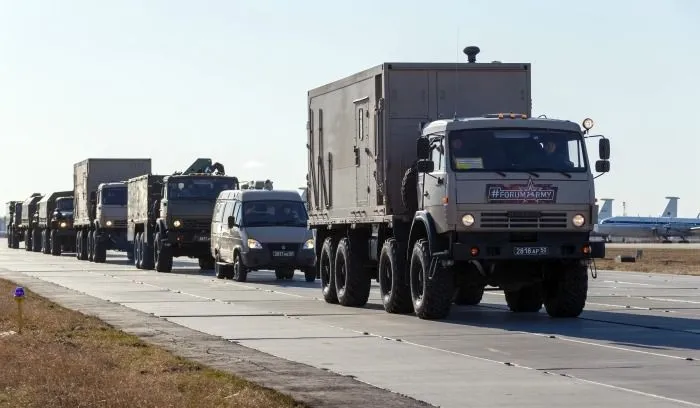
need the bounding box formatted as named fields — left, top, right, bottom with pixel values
left=480, top=211, right=568, bottom=229
left=184, top=220, right=210, bottom=230
left=112, top=220, right=127, bottom=228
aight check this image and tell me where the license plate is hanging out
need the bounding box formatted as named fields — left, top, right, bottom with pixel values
left=513, top=246, right=548, bottom=256
left=197, top=236, right=210, bottom=242
left=273, top=250, right=295, bottom=257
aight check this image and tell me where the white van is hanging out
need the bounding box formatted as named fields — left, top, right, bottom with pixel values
left=210, top=189, right=316, bottom=282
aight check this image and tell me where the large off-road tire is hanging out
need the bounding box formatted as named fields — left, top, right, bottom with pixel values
left=232, top=251, right=248, bottom=282
left=401, top=164, right=419, bottom=213
left=333, top=237, right=371, bottom=307
left=409, top=238, right=454, bottom=320
left=505, top=284, right=543, bottom=312
left=140, top=234, right=154, bottom=270
left=453, top=282, right=485, bottom=306
left=87, top=231, right=95, bottom=262
left=41, top=229, right=50, bottom=254
left=6, top=228, right=10, bottom=248
left=93, top=233, right=107, bottom=263
left=198, top=255, right=215, bottom=270
left=319, top=237, right=338, bottom=304
left=154, top=232, right=173, bottom=272
left=543, top=261, right=588, bottom=318
left=50, top=230, right=61, bottom=256
left=24, top=230, right=31, bottom=252
left=32, top=229, right=41, bottom=252
left=134, top=233, right=143, bottom=269
left=378, top=238, right=413, bottom=314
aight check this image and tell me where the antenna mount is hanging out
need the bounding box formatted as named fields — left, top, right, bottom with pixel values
left=463, top=46, right=480, bottom=63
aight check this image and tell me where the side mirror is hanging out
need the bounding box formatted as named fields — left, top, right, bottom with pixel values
left=416, top=159, right=435, bottom=173
left=227, top=215, right=236, bottom=229
left=598, top=138, right=610, bottom=160
left=416, top=137, right=431, bottom=160
left=595, top=160, right=610, bottom=173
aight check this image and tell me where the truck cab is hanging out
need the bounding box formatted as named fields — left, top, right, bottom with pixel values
left=94, top=182, right=128, bottom=230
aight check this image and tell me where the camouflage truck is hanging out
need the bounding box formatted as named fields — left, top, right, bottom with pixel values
left=16, top=193, right=44, bottom=252
left=126, top=158, right=239, bottom=272
left=73, top=158, right=152, bottom=263
left=5, top=201, right=22, bottom=248
left=35, top=191, right=75, bottom=256
left=306, top=46, right=610, bottom=320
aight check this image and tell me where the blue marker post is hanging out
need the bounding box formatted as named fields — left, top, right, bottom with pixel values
left=14, top=286, right=25, bottom=334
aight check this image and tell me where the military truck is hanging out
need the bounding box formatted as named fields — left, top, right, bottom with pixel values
left=73, top=158, right=152, bottom=263
left=306, top=46, right=610, bottom=320
left=16, top=193, right=43, bottom=252
left=5, top=201, right=22, bottom=248
left=35, top=191, right=75, bottom=256
left=126, top=158, right=239, bottom=272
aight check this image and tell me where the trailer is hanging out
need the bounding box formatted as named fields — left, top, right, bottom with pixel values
left=307, top=46, right=610, bottom=320
left=127, top=158, right=240, bottom=272
left=73, top=158, right=152, bottom=263
left=5, top=201, right=22, bottom=249
left=16, top=193, right=43, bottom=252
left=36, top=191, right=75, bottom=256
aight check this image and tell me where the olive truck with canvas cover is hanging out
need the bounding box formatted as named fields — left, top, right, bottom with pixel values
left=16, top=193, right=43, bottom=252
left=306, top=46, right=610, bottom=320
left=126, top=158, right=240, bottom=272
left=5, top=201, right=22, bottom=249
left=35, top=190, right=76, bottom=255
left=73, top=158, right=152, bottom=263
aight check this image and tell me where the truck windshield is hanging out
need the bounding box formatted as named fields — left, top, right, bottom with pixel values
left=101, top=187, right=127, bottom=205
left=447, top=128, right=587, bottom=173
left=56, top=199, right=73, bottom=211
left=241, top=200, right=308, bottom=228
left=167, top=177, right=237, bottom=201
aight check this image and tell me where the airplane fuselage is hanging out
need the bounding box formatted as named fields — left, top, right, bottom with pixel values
left=594, top=216, right=700, bottom=240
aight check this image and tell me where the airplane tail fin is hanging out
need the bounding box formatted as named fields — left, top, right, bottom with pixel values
left=661, top=196, right=679, bottom=218
left=598, top=198, right=613, bottom=221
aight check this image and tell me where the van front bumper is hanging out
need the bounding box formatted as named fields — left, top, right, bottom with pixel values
left=241, top=245, right=316, bottom=271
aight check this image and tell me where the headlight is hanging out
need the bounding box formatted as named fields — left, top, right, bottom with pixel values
left=303, top=239, right=314, bottom=249
left=173, top=220, right=182, bottom=227
left=462, top=213, right=475, bottom=227
left=247, top=238, right=262, bottom=249
left=572, top=214, right=585, bottom=227
left=60, top=222, right=67, bottom=228
left=105, top=220, right=113, bottom=227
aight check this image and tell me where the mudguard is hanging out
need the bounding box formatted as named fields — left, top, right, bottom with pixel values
left=407, top=210, right=439, bottom=261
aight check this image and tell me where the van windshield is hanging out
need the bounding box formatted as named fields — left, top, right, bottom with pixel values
left=448, top=128, right=587, bottom=173
left=241, top=200, right=308, bottom=228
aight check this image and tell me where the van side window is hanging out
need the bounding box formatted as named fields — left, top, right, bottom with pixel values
left=232, top=201, right=242, bottom=224
left=213, top=200, right=225, bottom=222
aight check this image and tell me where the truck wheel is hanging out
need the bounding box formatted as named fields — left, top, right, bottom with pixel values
left=154, top=232, right=173, bottom=272
left=232, top=251, right=248, bottom=282
left=140, top=234, right=154, bottom=270
left=378, top=238, right=413, bottom=314
left=333, top=237, right=371, bottom=307
left=401, top=165, right=418, bottom=213
left=453, top=282, right=485, bottom=306
left=87, top=231, right=95, bottom=261
left=32, top=229, right=41, bottom=252
left=543, top=261, right=588, bottom=318
left=198, top=256, right=215, bottom=270
left=42, top=229, right=51, bottom=254
left=75, top=231, right=82, bottom=259
left=304, top=268, right=316, bottom=282
left=24, top=230, right=31, bottom=251
left=50, top=230, right=61, bottom=256
left=6, top=228, right=10, bottom=248
left=134, top=233, right=143, bottom=269
left=319, top=237, right=338, bottom=304
left=504, top=285, right=543, bottom=312
left=409, top=238, right=454, bottom=320
left=93, top=233, right=107, bottom=263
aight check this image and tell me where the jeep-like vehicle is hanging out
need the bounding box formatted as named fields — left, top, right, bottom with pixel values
left=127, top=158, right=240, bottom=272
left=35, top=191, right=76, bottom=256
left=306, top=46, right=609, bottom=320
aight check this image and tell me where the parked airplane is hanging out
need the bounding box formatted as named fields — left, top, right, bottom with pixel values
left=594, top=197, right=700, bottom=242
left=598, top=198, right=614, bottom=221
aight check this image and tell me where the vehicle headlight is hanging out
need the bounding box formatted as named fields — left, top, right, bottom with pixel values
left=303, top=239, right=314, bottom=249
left=462, top=213, right=475, bottom=227
left=247, top=238, right=262, bottom=249
left=572, top=214, right=585, bottom=227
left=60, top=222, right=67, bottom=228
left=105, top=220, right=113, bottom=227
left=173, top=220, right=182, bottom=228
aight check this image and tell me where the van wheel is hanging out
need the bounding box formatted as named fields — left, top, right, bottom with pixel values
left=304, top=269, right=316, bottom=282
left=232, top=252, right=248, bottom=282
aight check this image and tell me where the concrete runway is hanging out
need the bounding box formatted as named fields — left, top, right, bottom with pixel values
left=605, top=243, right=700, bottom=250
left=1, top=241, right=699, bottom=407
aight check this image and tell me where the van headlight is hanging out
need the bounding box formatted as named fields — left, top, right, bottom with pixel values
left=572, top=214, right=585, bottom=227
left=303, top=239, right=314, bottom=249
left=462, top=213, right=475, bottom=227
left=247, top=238, right=262, bottom=249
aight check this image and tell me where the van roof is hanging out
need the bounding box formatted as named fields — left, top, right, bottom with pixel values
left=217, top=189, right=303, bottom=202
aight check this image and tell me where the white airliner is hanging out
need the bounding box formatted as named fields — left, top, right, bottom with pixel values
left=594, top=197, right=700, bottom=243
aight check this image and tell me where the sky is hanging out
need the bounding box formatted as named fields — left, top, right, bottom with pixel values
left=1, top=0, right=699, bottom=218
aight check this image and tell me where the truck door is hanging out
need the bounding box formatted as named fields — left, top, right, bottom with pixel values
left=354, top=98, right=371, bottom=206
left=418, top=135, right=448, bottom=224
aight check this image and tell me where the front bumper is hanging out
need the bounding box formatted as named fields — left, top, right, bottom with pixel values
left=241, top=244, right=316, bottom=270
left=451, top=231, right=604, bottom=260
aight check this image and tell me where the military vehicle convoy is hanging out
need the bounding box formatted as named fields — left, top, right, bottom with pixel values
left=73, top=158, right=152, bottom=263
left=306, top=46, right=610, bottom=320
left=126, top=158, right=239, bottom=272
left=5, top=201, right=22, bottom=248
left=35, top=191, right=75, bottom=255
left=15, top=193, right=44, bottom=252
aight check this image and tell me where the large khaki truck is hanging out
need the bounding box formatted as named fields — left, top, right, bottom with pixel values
left=5, top=201, right=22, bottom=248
left=306, top=46, right=610, bottom=320
left=73, top=158, right=152, bottom=263
left=16, top=193, right=44, bottom=252
left=126, top=158, right=239, bottom=272
left=36, top=191, right=75, bottom=256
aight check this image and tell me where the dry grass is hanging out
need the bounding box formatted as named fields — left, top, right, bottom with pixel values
left=594, top=248, right=700, bottom=276
left=0, top=278, right=306, bottom=408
